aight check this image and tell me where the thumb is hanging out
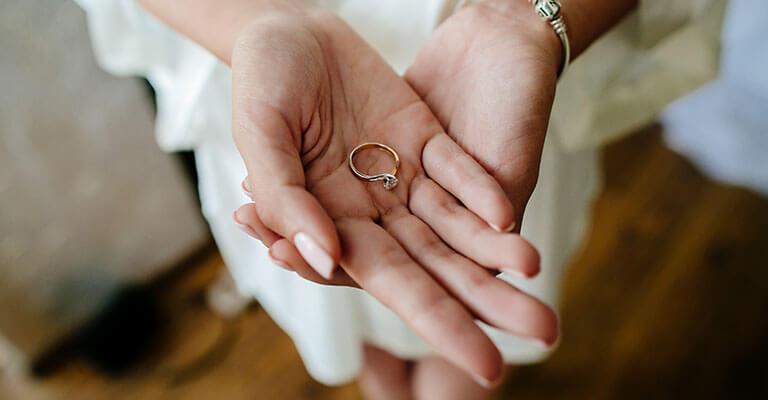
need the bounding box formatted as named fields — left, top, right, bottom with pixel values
left=233, top=101, right=340, bottom=280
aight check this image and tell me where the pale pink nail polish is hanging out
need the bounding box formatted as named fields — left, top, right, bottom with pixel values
left=505, top=221, right=517, bottom=232
left=294, top=232, right=335, bottom=279
left=505, top=269, right=529, bottom=279
left=472, top=373, right=501, bottom=389
left=490, top=221, right=516, bottom=233
left=241, top=178, right=252, bottom=196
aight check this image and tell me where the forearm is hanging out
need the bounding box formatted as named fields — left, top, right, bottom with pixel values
left=135, top=0, right=306, bottom=64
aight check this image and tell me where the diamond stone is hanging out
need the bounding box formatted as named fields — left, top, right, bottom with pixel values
left=383, top=176, right=398, bottom=190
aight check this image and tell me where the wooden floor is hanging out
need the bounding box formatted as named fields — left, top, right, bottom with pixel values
left=3, top=126, right=767, bottom=399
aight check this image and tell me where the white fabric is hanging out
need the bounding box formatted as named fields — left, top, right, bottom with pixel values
left=662, top=0, right=768, bottom=196
left=75, top=0, right=723, bottom=385
left=554, top=0, right=727, bottom=150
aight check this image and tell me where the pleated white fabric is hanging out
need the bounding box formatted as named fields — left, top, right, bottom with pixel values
left=75, top=0, right=724, bottom=384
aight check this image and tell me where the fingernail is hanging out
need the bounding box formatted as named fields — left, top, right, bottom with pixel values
left=268, top=248, right=292, bottom=271
left=241, top=178, right=252, bottom=196
left=489, top=221, right=516, bottom=233
left=530, top=327, right=561, bottom=351
left=505, top=221, right=516, bottom=232
left=294, top=232, right=335, bottom=279
left=472, top=374, right=501, bottom=389
left=505, top=269, right=529, bottom=279
left=233, top=210, right=260, bottom=240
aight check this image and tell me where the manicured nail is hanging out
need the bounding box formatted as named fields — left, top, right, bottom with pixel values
left=241, top=178, right=252, bottom=196
left=268, top=249, right=292, bottom=271
left=472, top=373, right=501, bottom=389
left=490, top=221, right=516, bottom=233
left=233, top=211, right=260, bottom=240
left=505, top=221, right=516, bottom=232
left=530, top=323, right=561, bottom=351
left=505, top=269, right=529, bottom=279
left=294, top=232, right=335, bottom=279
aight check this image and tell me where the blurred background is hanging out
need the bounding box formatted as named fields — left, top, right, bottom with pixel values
left=1, top=0, right=766, bottom=399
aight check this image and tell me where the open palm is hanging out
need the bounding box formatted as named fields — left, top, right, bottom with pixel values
left=232, top=9, right=558, bottom=382
left=406, top=0, right=563, bottom=226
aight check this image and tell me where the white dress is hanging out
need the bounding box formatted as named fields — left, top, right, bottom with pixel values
left=76, top=0, right=725, bottom=385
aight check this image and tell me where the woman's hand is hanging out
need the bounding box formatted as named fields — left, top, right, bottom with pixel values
left=231, top=8, right=558, bottom=384
left=406, top=0, right=563, bottom=226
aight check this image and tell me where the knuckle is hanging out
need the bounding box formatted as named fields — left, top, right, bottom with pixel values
left=467, top=267, right=496, bottom=292
left=408, top=292, right=456, bottom=327
left=422, top=233, right=454, bottom=260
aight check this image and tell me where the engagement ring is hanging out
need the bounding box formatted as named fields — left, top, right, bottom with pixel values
left=348, top=142, right=400, bottom=190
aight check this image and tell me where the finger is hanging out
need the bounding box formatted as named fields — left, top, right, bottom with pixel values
left=270, top=239, right=359, bottom=288
left=422, top=133, right=516, bottom=232
left=410, top=177, right=540, bottom=278
left=232, top=93, right=340, bottom=280
left=382, top=212, right=559, bottom=344
left=235, top=203, right=358, bottom=287
left=234, top=203, right=282, bottom=246
left=336, top=216, right=504, bottom=384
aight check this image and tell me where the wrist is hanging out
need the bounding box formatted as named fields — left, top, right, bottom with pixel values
left=229, top=1, right=320, bottom=64
left=469, top=0, right=564, bottom=74
left=470, top=0, right=637, bottom=66
left=232, top=5, right=340, bottom=69
left=137, top=0, right=317, bottom=65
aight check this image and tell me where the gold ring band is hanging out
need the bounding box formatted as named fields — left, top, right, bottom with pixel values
left=348, top=142, right=400, bottom=190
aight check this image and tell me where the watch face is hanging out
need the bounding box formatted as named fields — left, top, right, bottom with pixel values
left=535, top=0, right=562, bottom=20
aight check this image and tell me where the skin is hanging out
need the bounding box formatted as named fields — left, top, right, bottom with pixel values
left=408, top=0, right=638, bottom=225
left=139, top=0, right=559, bottom=385
left=260, top=0, right=637, bottom=397
left=137, top=0, right=637, bottom=396
left=407, top=0, right=561, bottom=231
left=230, top=9, right=559, bottom=385
left=373, top=1, right=637, bottom=397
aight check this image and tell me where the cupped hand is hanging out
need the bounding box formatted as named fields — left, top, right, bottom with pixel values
left=230, top=7, right=557, bottom=384
left=406, top=0, right=563, bottom=225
